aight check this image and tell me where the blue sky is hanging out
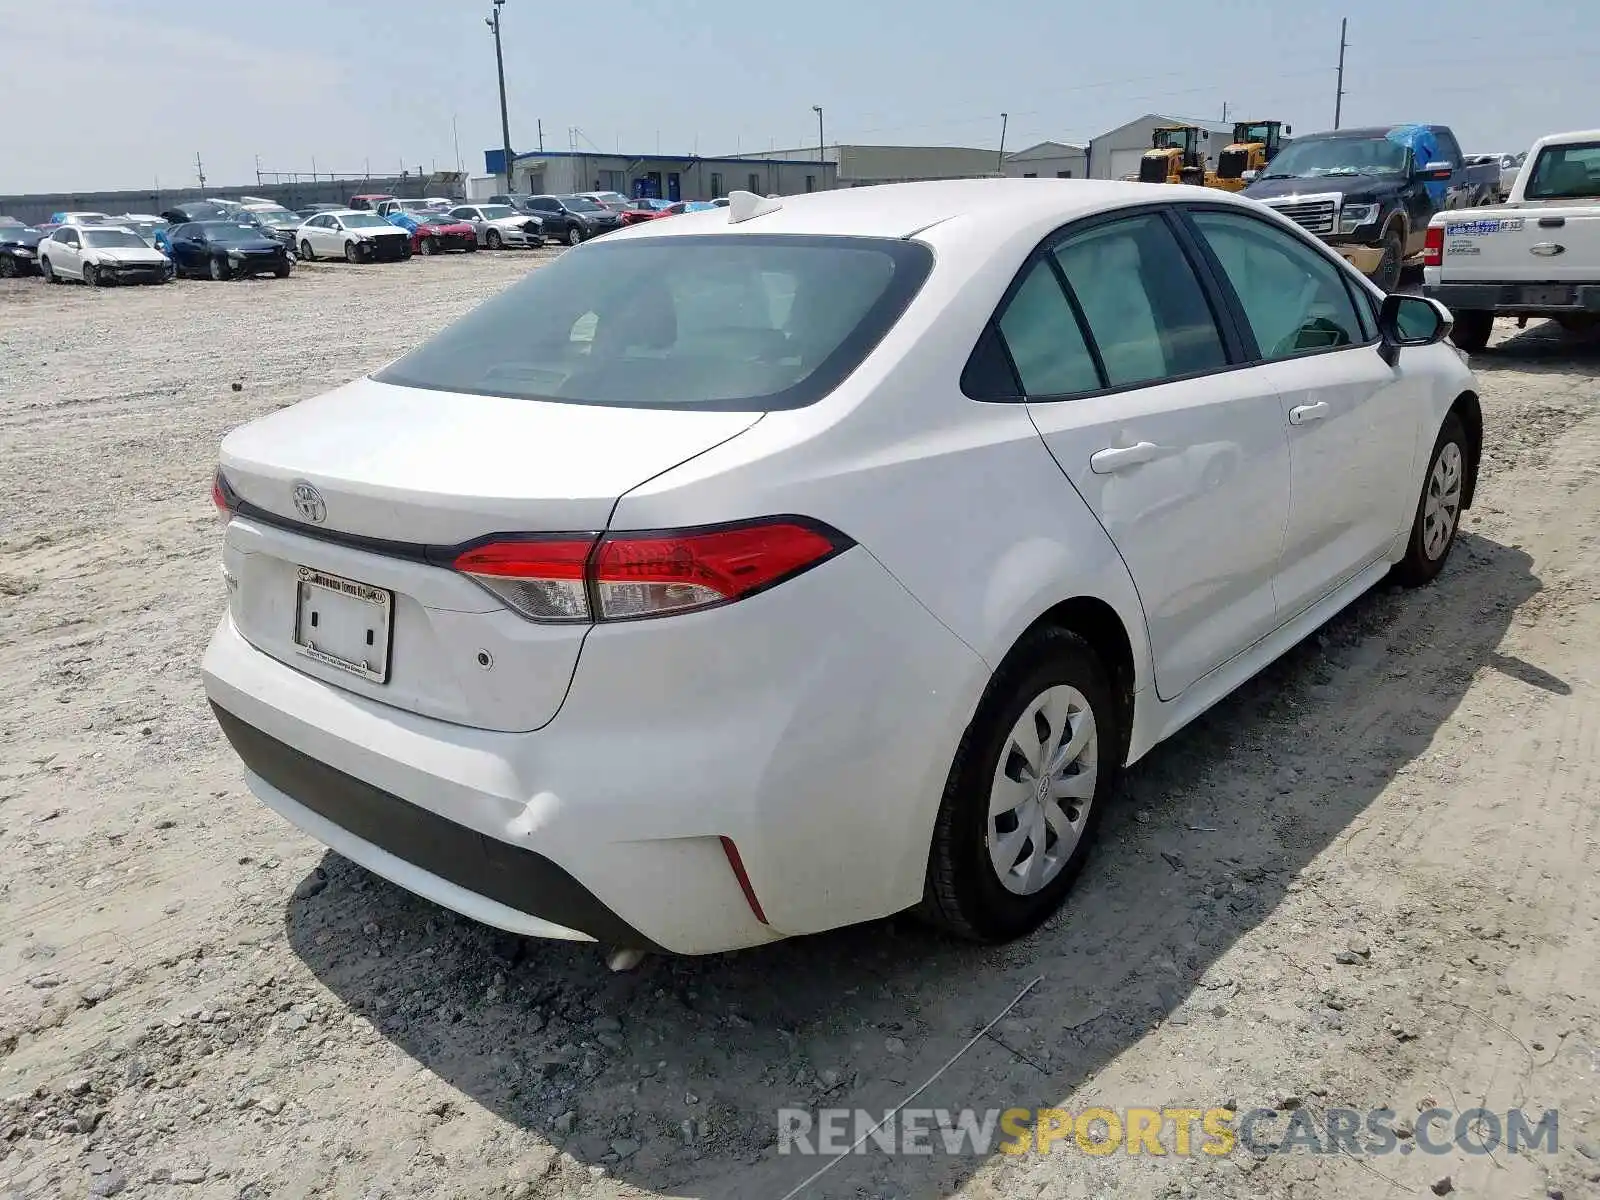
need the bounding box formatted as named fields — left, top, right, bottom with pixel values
left=3, top=0, right=1595, bottom=192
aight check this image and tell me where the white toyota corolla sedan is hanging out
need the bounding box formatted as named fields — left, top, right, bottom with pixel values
left=202, top=181, right=1481, bottom=956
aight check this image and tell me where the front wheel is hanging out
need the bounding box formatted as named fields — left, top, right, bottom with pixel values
left=344, top=241, right=362, bottom=264
left=41, top=258, right=58, bottom=283
left=1449, top=310, right=1494, bottom=354
left=1392, top=412, right=1468, bottom=587
left=299, top=240, right=315, bottom=262
left=209, top=256, right=231, bottom=281
left=83, top=264, right=101, bottom=287
left=420, top=237, right=437, bottom=256
left=486, top=229, right=503, bottom=250
left=274, top=264, right=291, bottom=279
left=918, top=627, right=1119, bottom=943
left=566, top=224, right=583, bottom=247
left=1370, top=225, right=1404, bottom=293
left=0, top=255, right=17, bottom=278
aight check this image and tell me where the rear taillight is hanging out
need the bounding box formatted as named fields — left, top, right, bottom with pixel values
left=1423, top=224, right=1444, bottom=267
left=211, top=469, right=235, bottom=522
left=452, top=518, right=851, bottom=623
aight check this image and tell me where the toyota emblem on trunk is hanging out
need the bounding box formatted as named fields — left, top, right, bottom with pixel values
left=291, top=480, right=327, bottom=523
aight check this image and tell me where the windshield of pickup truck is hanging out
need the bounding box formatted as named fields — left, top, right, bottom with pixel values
left=1524, top=142, right=1600, bottom=200
left=1261, top=136, right=1408, bottom=179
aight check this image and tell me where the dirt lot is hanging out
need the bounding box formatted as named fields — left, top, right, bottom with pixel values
left=2, top=255, right=1599, bottom=1200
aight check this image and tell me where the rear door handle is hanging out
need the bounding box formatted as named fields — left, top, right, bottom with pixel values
left=1289, top=401, right=1330, bottom=425
left=1089, top=441, right=1159, bottom=474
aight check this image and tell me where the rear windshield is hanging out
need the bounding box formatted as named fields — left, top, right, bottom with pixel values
left=1524, top=142, right=1600, bottom=200
left=375, top=234, right=933, bottom=411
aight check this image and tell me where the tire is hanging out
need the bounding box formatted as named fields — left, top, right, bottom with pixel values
left=918, top=627, right=1120, bottom=943
left=344, top=241, right=361, bottom=264
left=0, top=255, right=17, bottom=279
left=41, top=258, right=58, bottom=283
left=1371, top=224, right=1404, bottom=293
left=209, top=256, right=231, bottom=281
left=83, top=264, right=100, bottom=287
left=299, top=240, right=315, bottom=262
left=420, top=237, right=437, bottom=256
left=399, top=243, right=412, bottom=261
left=1556, top=314, right=1599, bottom=335
left=274, top=264, right=291, bottom=279
left=1449, top=310, right=1494, bottom=354
left=486, top=229, right=503, bottom=250
left=1392, top=412, right=1468, bottom=588
left=464, top=239, right=478, bottom=253
left=566, top=224, right=583, bottom=247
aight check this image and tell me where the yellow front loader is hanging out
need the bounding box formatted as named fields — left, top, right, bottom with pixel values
left=1138, top=126, right=1216, bottom=187
left=1211, top=120, right=1290, bottom=192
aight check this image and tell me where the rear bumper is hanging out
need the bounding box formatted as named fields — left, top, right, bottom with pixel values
left=201, top=548, right=990, bottom=954
left=1423, top=281, right=1600, bottom=314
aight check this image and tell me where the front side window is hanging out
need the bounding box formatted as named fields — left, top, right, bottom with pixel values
left=1189, top=209, right=1364, bottom=359
left=1052, top=213, right=1227, bottom=387
left=375, top=235, right=931, bottom=411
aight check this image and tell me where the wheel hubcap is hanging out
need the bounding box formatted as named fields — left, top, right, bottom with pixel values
left=988, top=685, right=1097, bottom=896
left=1423, top=441, right=1463, bottom=560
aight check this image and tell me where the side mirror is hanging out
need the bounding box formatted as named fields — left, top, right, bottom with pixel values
left=1377, top=294, right=1452, bottom=365
left=1420, top=160, right=1454, bottom=182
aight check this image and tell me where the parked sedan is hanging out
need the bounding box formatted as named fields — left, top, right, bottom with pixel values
left=296, top=210, right=413, bottom=263
left=236, top=207, right=304, bottom=252
left=202, top=180, right=1479, bottom=957
left=407, top=212, right=479, bottom=255
left=39, top=225, right=173, bottom=285
left=619, top=198, right=677, bottom=226
left=447, top=204, right=544, bottom=249
left=167, top=221, right=293, bottom=280
left=0, top=225, right=43, bottom=277
left=161, top=202, right=237, bottom=225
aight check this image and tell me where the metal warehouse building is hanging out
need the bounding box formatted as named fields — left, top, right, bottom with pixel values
left=730, top=144, right=1003, bottom=187
left=485, top=149, right=835, bottom=201
left=1086, top=114, right=1234, bottom=179
left=1002, top=141, right=1088, bottom=179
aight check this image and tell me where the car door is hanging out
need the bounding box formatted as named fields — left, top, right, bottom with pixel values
left=309, top=215, right=338, bottom=255
left=1181, top=205, right=1421, bottom=621
left=54, top=228, right=84, bottom=278
left=529, top=197, right=563, bottom=234
left=450, top=207, right=482, bottom=243
left=995, top=207, right=1292, bottom=700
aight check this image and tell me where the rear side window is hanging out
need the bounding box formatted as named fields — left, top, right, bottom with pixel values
left=1053, top=214, right=1227, bottom=387
left=995, top=261, right=1098, bottom=396
left=375, top=234, right=933, bottom=411
left=1189, top=210, right=1365, bottom=359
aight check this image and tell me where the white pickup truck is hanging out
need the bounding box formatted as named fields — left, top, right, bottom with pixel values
left=1422, top=128, right=1600, bottom=353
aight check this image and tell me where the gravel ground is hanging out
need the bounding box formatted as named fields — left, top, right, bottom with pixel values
left=2, top=255, right=1599, bottom=1200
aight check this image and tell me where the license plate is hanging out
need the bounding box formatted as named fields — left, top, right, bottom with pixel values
left=293, top=567, right=393, bottom=684
left=1522, top=285, right=1575, bottom=306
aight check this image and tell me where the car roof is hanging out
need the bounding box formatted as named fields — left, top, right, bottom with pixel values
left=1530, top=128, right=1600, bottom=149
left=605, top=178, right=1253, bottom=242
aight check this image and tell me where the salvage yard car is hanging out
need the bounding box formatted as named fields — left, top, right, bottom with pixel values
left=166, top=221, right=293, bottom=280
left=39, top=224, right=173, bottom=285
left=203, top=181, right=1482, bottom=957
left=296, top=210, right=413, bottom=263
left=1244, top=124, right=1498, bottom=290
left=447, top=203, right=544, bottom=249
left=1423, top=128, right=1600, bottom=352
left=0, top=224, right=43, bottom=277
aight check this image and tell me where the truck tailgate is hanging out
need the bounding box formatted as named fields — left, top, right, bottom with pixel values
left=1439, top=206, right=1600, bottom=281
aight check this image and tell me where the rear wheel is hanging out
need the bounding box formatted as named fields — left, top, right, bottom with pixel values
left=919, top=627, right=1119, bottom=943
left=1393, top=412, right=1468, bottom=587
left=1449, top=310, right=1494, bottom=354
left=299, top=239, right=315, bottom=262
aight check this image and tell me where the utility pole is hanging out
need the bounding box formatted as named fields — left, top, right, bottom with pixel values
left=195, top=153, right=206, bottom=190
left=255, top=155, right=262, bottom=186
left=486, top=0, right=514, bottom=188
left=812, top=105, right=825, bottom=166
left=537, top=118, right=544, bottom=153
left=1334, top=17, right=1348, bottom=129
left=997, top=112, right=1008, bottom=172
left=453, top=114, right=463, bottom=175
left=1221, top=101, right=1229, bottom=123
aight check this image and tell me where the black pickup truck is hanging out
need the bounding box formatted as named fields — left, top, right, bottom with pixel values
left=1242, top=125, right=1499, bottom=290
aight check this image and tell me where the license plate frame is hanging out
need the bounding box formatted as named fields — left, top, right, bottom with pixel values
left=292, top=567, right=394, bottom=684
left=1521, top=284, right=1576, bottom=306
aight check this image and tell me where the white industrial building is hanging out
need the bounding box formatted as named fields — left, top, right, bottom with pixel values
left=483, top=149, right=835, bottom=201
left=1001, top=141, right=1088, bottom=179
left=730, top=144, right=1003, bottom=187
left=1086, top=115, right=1235, bottom=180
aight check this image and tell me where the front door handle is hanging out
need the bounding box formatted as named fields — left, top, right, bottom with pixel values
left=1289, top=401, right=1330, bottom=425
left=1089, top=441, right=1159, bottom=474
